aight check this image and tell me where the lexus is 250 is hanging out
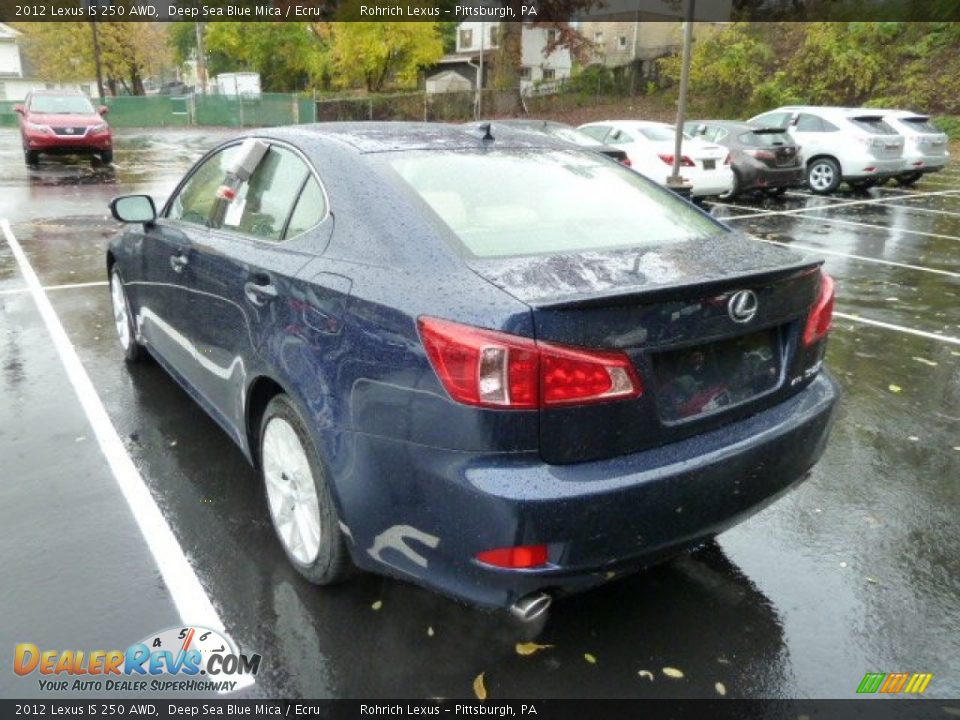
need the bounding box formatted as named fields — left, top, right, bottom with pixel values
left=107, top=123, right=838, bottom=622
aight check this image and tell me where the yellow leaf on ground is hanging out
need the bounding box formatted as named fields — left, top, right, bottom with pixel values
left=637, top=670, right=654, bottom=681
left=371, top=600, right=382, bottom=611
left=715, top=682, right=727, bottom=696
left=584, top=653, right=597, bottom=664
left=888, top=384, right=902, bottom=393
left=663, top=667, right=684, bottom=679
left=473, top=673, right=487, bottom=701
left=515, top=642, right=553, bottom=656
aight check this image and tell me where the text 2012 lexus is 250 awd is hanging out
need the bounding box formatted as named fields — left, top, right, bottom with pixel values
left=106, top=123, right=839, bottom=623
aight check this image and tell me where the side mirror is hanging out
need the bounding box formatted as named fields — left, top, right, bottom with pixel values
left=13, top=104, right=25, bottom=115
left=110, top=195, right=156, bottom=224
left=98, top=105, right=109, bottom=116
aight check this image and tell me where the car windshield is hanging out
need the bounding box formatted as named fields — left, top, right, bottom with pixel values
left=848, top=116, right=897, bottom=135
left=384, top=148, right=724, bottom=258
left=29, top=95, right=96, bottom=114
left=901, top=116, right=942, bottom=134
left=739, top=131, right=792, bottom=147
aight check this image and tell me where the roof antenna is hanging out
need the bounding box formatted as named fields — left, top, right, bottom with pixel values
left=478, top=122, right=494, bottom=142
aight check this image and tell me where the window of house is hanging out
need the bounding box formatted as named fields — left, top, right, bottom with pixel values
left=519, top=67, right=532, bottom=80
left=0, top=82, right=6, bottom=101
left=594, top=32, right=604, bottom=43
left=547, top=29, right=557, bottom=44
left=542, top=68, right=556, bottom=81
left=459, top=28, right=473, bottom=49
left=489, top=26, right=499, bottom=46
left=618, top=35, right=628, bottom=49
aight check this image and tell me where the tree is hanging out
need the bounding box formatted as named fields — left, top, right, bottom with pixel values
left=329, top=22, right=444, bottom=92
left=15, top=21, right=170, bottom=95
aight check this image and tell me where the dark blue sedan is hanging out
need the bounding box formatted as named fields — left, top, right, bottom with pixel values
left=107, top=122, right=838, bottom=622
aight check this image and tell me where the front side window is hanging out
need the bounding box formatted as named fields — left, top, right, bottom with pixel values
left=384, top=149, right=724, bottom=258
left=167, top=145, right=241, bottom=226
left=220, top=146, right=310, bottom=242
left=752, top=112, right=790, bottom=129
left=795, top=114, right=825, bottom=132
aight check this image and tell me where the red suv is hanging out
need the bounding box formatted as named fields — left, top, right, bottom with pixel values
left=14, top=90, right=113, bottom=166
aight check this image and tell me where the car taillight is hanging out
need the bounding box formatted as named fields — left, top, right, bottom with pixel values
left=746, top=148, right=776, bottom=160
left=803, top=271, right=835, bottom=346
left=476, top=544, right=548, bottom=568
left=657, top=153, right=695, bottom=167
left=417, top=317, right=642, bottom=409
left=621, top=156, right=632, bottom=167
left=724, top=153, right=732, bottom=165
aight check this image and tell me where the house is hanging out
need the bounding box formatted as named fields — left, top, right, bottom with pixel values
left=0, top=23, right=98, bottom=102
left=425, top=22, right=572, bottom=95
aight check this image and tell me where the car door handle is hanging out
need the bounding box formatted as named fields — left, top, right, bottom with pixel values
left=169, top=253, right=189, bottom=273
left=244, top=279, right=278, bottom=306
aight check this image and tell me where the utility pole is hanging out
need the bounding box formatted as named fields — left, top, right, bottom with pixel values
left=477, top=22, right=485, bottom=118
left=195, top=21, right=207, bottom=94
left=667, top=0, right=695, bottom=197
left=89, top=20, right=105, bottom=100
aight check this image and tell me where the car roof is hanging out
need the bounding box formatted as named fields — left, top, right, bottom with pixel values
left=255, top=121, right=577, bottom=154
left=28, top=89, right=88, bottom=97
left=688, top=120, right=759, bottom=132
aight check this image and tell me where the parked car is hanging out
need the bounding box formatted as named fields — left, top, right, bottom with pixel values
left=747, top=106, right=904, bottom=194
left=14, top=90, right=113, bottom=166
left=873, top=109, right=950, bottom=186
left=684, top=120, right=805, bottom=198
left=472, top=119, right=631, bottom=165
left=579, top=120, right=734, bottom=198
left=106, top=123, right=838, bottom=620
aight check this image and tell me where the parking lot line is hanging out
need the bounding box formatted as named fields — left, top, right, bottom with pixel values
left=0, top=280, right=108, bottom=296
left=0, top=218, right=253, bottom=691
left=784, top=213, right=960, bottom=241
left=751, top=237, right=960, bottom=278
left=713, top=189, right=960, bottom=219
left=784, top=191, right=960, bottom=217
left=833, top=311, right=960, bottom=346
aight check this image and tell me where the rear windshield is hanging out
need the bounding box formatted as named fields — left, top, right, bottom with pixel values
left=544, top=125, right=601, bottom=147
left=739, top=131, right=792, bottom=147
left=848, top=116, right=897, bottom=135
left=638, top=125, right=677, bottom=142
left=901, top=116, right=942, bottom=134
left=29, top=95, right=95, bottom=114
left=384, top=149, right=724, bottom=258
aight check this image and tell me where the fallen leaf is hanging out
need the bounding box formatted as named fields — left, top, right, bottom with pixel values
left=584, top=653, right=597, bottom=664
left=473, top=673, right=487, bottom=701
left=371, top=600, right=382, bottom=611
left=170, top=440, right=178, bottom=447
left=663, top=667, right=684, bottom=679
left=638, top=670, right=654, bottom=681
left=888, top=384, right=902, bottom=393
left=866, top=576, right=879, bottom=584
left=427, top=626, right=434, bottom=637
left=908, top=436, right=919, bottom=442
left=515, top=642, right=553, bottom=656
left=715, top=682, right=727, bottom=696
left=912, top=357, right=938, bottom=367
left=840, top=561, right=848, bottom=568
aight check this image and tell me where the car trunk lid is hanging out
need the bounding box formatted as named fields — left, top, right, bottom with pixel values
left=468, top=234, right=825, bottom=464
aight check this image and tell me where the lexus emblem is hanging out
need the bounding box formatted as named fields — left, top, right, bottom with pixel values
left=728, top=289, right=758, bottom=323
left=64, top=128, right=74, bottom=134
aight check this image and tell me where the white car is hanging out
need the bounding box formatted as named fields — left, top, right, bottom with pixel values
left=747, top=106, right=905, bottom=194
left=578, top=120, right=734, bottom=198
left=873, top=109, right=950, bottom=186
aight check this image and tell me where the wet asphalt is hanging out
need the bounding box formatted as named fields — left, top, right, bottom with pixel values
left=0, top=128, right=958, bottom=700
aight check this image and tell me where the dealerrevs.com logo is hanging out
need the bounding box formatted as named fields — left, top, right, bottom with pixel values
left=14, top=625, right=261, bottom=693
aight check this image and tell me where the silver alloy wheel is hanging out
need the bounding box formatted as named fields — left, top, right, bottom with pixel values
left=262, top=417, right=322, bottom=565
left=808, top=162, right=835, bottom=192
left=110, top=272, right=131, bottom=351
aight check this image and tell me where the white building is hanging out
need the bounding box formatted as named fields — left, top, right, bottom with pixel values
left=451, top=22, right=573, bottom=94
left=0, top=23, right=98, bottom=101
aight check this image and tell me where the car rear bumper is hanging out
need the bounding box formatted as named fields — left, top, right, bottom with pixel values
left=845, top=157, right=903, bottom=178
left=901, top=150, right=949, bottom=174
left=742, top=165, right=806, bottom=191
left=687, top=169, right=735, bottom=197
left=337, top=370, right=839, bottom=609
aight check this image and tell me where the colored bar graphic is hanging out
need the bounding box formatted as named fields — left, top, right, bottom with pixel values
left=858, top=672, right=932, bottom=694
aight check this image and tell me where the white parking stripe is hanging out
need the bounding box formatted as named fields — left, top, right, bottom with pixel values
left=713, top=189, right=960, bottom=219
left=784, top=213, right=960, bottom=241
left=873, top=203, right=960, bottom=218
left=784, top=190, right=960, bottom=217
left=751, top=237, right=960, bottom=278
left=0, top=280, right=109, bottom=296
left=834, top=312, right=960, bottom=346
left=0, top=219, right=253, bottom=692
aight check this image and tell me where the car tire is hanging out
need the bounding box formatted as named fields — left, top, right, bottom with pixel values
left=24, top=149, right=39, bottom=166
left=260, top=394, right=350, bottom=585
left=100, top=150, right=114, bottom=165
left=806, top=158, right=841, bottom=194
left=718, top=171, right=740, bottom=200
left=848, top=178, right=878, bottom=192
left=109, top=268, right=145, bottom=363
left=895, top=171, right=923, bottom=187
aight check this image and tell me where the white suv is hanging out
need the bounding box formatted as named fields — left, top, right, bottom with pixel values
left=748, top=106, right=905, bottom=194
left=874, top=110, right=950, bottom=186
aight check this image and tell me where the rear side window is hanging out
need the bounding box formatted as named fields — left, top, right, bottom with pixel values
left=385, top=149, right=723, bottom=258
left=284, top=177, right=326, bottom=239
left=579, top=125, right=610, bottom=142
left=220, top=147, right=310, bottom=242
left=902, top=116, right=942, bottom=134
left=849, top=116, right=897, bottom=134
left=637, top=125, right=675, bottom=142
left=168, top=145, right=240, bottom=226
left=751, top=112, right=790, bottom=129
left=795, top=114, right=825, bottom=131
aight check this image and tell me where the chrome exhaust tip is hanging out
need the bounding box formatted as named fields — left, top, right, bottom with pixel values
left=509, top=592, right=552, bottom=624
